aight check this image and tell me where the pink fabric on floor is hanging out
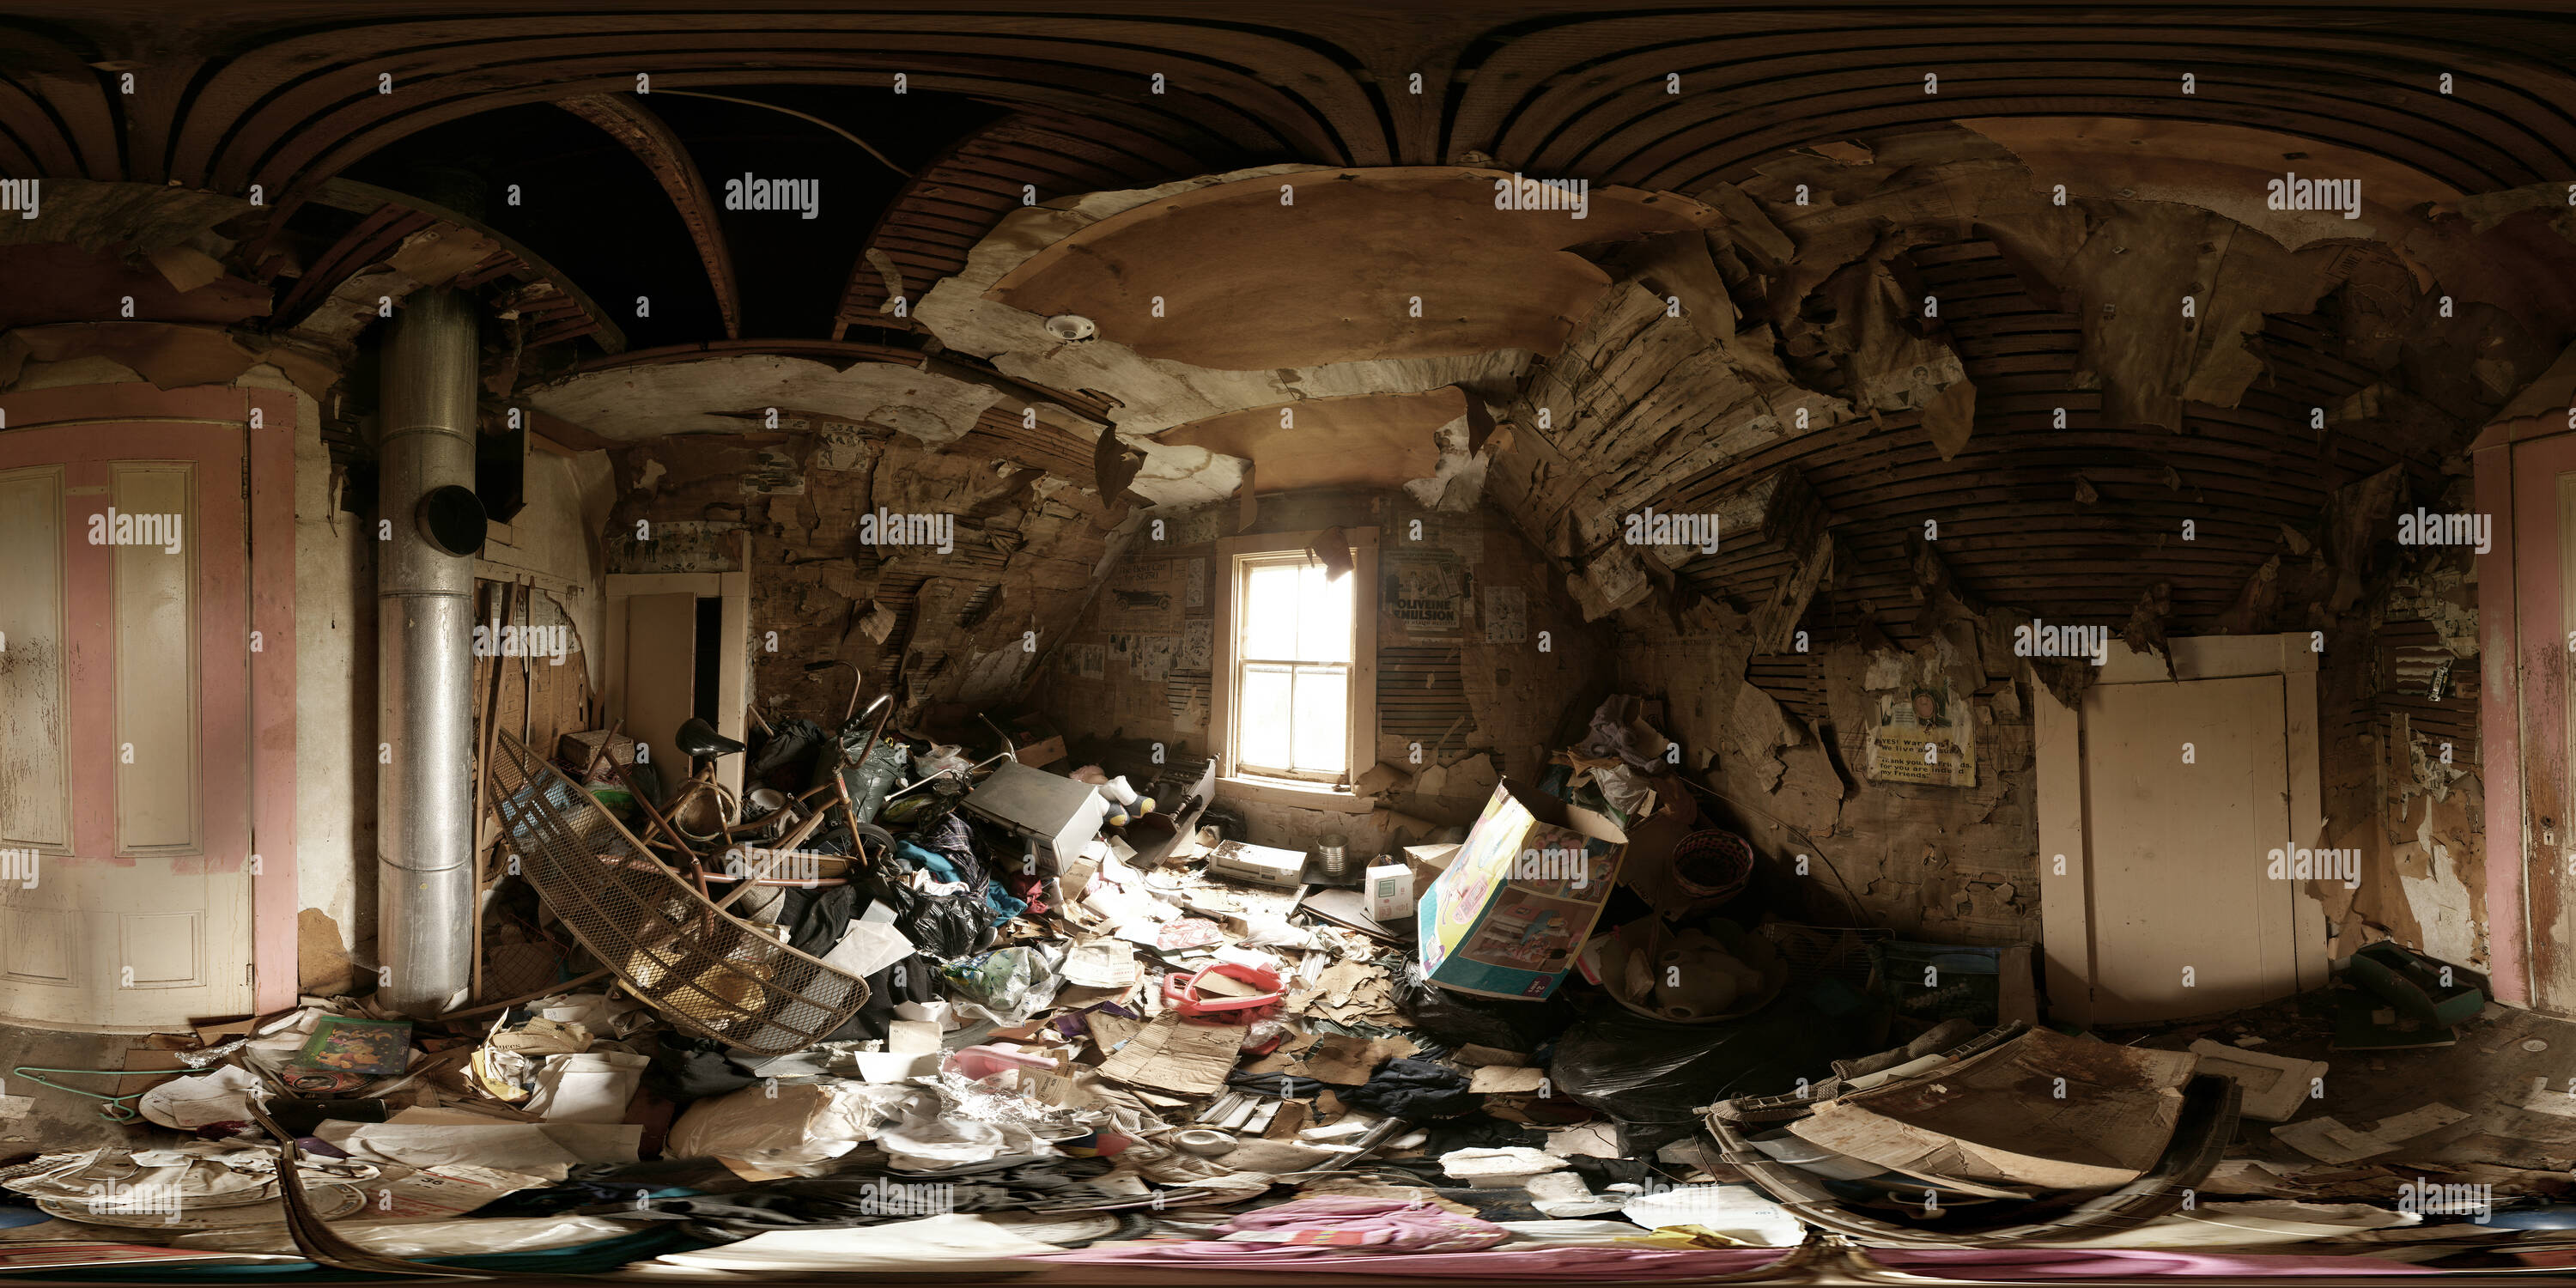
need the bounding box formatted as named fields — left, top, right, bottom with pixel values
left=1041, top=1242, right=1780, bottom=1277
left=1208, top=1195, right=1510, bottom=1253
left=1041, top=1242, right=2439, bottom=1279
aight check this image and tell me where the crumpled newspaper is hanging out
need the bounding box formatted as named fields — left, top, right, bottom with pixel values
left=137, top=1066, right=264, bottom=1130
left=3, top=1142, right=375, bottom=1212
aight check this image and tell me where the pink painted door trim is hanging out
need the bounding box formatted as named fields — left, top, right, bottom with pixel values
left=2476, top=436, right=2528, bottom=1006
left=0, top=383, right=299, bottom=1016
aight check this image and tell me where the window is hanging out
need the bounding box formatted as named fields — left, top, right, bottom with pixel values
left=1211, top=529, right=1377, bottom=798
left=1233, top=554, right=1353, bottom=780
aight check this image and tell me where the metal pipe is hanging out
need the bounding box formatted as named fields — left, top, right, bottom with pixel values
left=802, top=659, right=860, bottom=725
left=376, top=288, right=483, bottom=1018
left=846, top=692, right=894, bottom=765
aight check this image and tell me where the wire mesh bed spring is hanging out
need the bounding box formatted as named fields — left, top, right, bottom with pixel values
left=485, top=730, right=867, bottom=1054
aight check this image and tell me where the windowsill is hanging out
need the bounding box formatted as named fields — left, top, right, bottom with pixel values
left=1218, top=773, right=1376, bottom=813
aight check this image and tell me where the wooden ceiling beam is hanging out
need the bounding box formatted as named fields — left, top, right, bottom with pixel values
left=558, top=92, right=742, bottom=340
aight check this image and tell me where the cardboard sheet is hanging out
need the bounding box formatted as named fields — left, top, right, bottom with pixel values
left=2186, top=1039, right=2326, bottom=1122
left=1417, top=779, right=1626, bottom=999
left=1789, top=1028, right=2197, bottom=1190
left=1295, top=1034, right=1419, bottom=1085
left=1094, top=1014, right=1244, bottom=1097
left=2271, top=1103, right=2470, bottom=1163
left=1468, top=1066, right=1549, bottom=1094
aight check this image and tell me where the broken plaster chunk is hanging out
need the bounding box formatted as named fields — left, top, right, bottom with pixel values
left=858, top=602, right=898, bottom=645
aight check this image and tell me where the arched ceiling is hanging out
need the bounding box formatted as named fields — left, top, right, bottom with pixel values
left=10, top=3, right=2574, bottom=372
left=9, top=3, right=2576, bottom=193
left=7, top=3, right=2576, bottom=683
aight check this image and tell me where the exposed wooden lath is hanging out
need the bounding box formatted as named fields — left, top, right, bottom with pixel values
left=834, top=112, right=1216, bottom=336
left=1377, top=643, right=1469, bottom=739
left=11, top=6, right=2573, bottom=239
left=1747, top=653, right=1829, bottom=726
left=1653, top=240, right=2433, bottom=657
left=951, top=405, right=1096, bottom=479
left=2376, top=617, right=2478, bottom=767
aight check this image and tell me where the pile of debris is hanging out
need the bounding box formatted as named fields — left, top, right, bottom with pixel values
left=3, top=696, right=2571, bottom=1276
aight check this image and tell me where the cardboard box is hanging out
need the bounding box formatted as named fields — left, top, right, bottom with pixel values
left=1363, top=865, right=1413, bottom=921
left=1403, top=842, right=1459, bottom=893
left=1601, top=770, right=1704, bottom=913
left=1005, top=714, right=1067, bottom=769
left=1417, top=779, right=1626, bottom=1000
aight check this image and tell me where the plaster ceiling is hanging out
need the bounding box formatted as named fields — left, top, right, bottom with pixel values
left=988, top=168, right=1714, bottom=369
left=1152, top=388, right=1467, bottom=494
left=524, top=349, right=1003, bottom=446
left=8, top=3, right=2576, bottom=678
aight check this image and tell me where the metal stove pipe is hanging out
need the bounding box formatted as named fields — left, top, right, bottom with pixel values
left=375, top=288, right=484, bottom=1017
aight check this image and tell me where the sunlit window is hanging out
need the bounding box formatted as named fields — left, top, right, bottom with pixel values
left=1231, top=553, right=1352, bottom=780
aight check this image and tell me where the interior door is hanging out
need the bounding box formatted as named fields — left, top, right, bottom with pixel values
left=2080, top=673, right=2296, bottom=1023
left=2510, top=433, right=2576, bottom=1012
left=0, top=424, right=254, bottom=1030
left=623, top=591, right=698, bottom=792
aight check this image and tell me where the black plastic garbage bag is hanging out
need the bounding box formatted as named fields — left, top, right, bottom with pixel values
left=773, top=884, right=860, bottom=958
left=1394, top=963, right=1579, bottom=1055
left=1340, top=1057, right=1479, bottom=1120
left=1549, top=994, right=1876, bottom=1132
left=646, top=1033, right=759, bottom=1100
left=748, top=719, right=829, bottom=793
left=818, top=950, right=939, bottom=1043
left=859, top=862, right=996, bottom=961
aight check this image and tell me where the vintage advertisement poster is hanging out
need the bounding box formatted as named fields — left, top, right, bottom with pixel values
left=1109, top=632, right=1177, bottom=683
left=1182, top=556, right=1207, bottom=610
left=1418, top=781, right=1627, bottom=1000
left=1103, top=559, right=1183, bottom=630
left=1484, top=586, right=1527, bottom=644
left=1864, top=659, right=1978, bottom=787
left=1172, top=509, right=1224, bottom=546
left=1382, top=556, right=1463, bottom=635
left=1066, top=642, right=1105, bottom=680
left=1178, top=617, right=1213, bottom=673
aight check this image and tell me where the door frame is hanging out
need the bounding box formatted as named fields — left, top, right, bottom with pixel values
left=604, top=564, right=750, bottom=800
left=0, top=381, right=298, bottom=1018
left=2032, top=633, right=2327, bottom=1027
left=2470, top=398, right=2576, bottom=1012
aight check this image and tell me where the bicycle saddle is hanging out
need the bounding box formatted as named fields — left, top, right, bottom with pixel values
left=676, top=716, right=746, bottom=760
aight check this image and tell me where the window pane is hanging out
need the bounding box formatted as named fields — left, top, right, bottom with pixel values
left=1243, top=562, right=1300, bottom=659
left=1297, top=562, right=1352, bottom=663
left=1239, top=664, right=1293, bottom=769
left=1291, top=668, right=1347, bottom=773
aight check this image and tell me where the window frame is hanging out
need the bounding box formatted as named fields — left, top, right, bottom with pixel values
left=1210, top=527, right=1377, bottom=801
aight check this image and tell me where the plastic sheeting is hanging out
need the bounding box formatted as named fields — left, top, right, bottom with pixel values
left=664, top=1081, right=920, bottom=1168
left=1548, top=996, right=1875, bottom=1136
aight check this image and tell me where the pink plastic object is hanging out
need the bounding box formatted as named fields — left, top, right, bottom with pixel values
left=1163, top=962, right=1285, bottom=1016
left=944, top=1043, right=1058, bottom=1081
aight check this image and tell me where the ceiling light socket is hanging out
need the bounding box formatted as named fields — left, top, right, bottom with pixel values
left=1043, top=313, right=1097, bottom=343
